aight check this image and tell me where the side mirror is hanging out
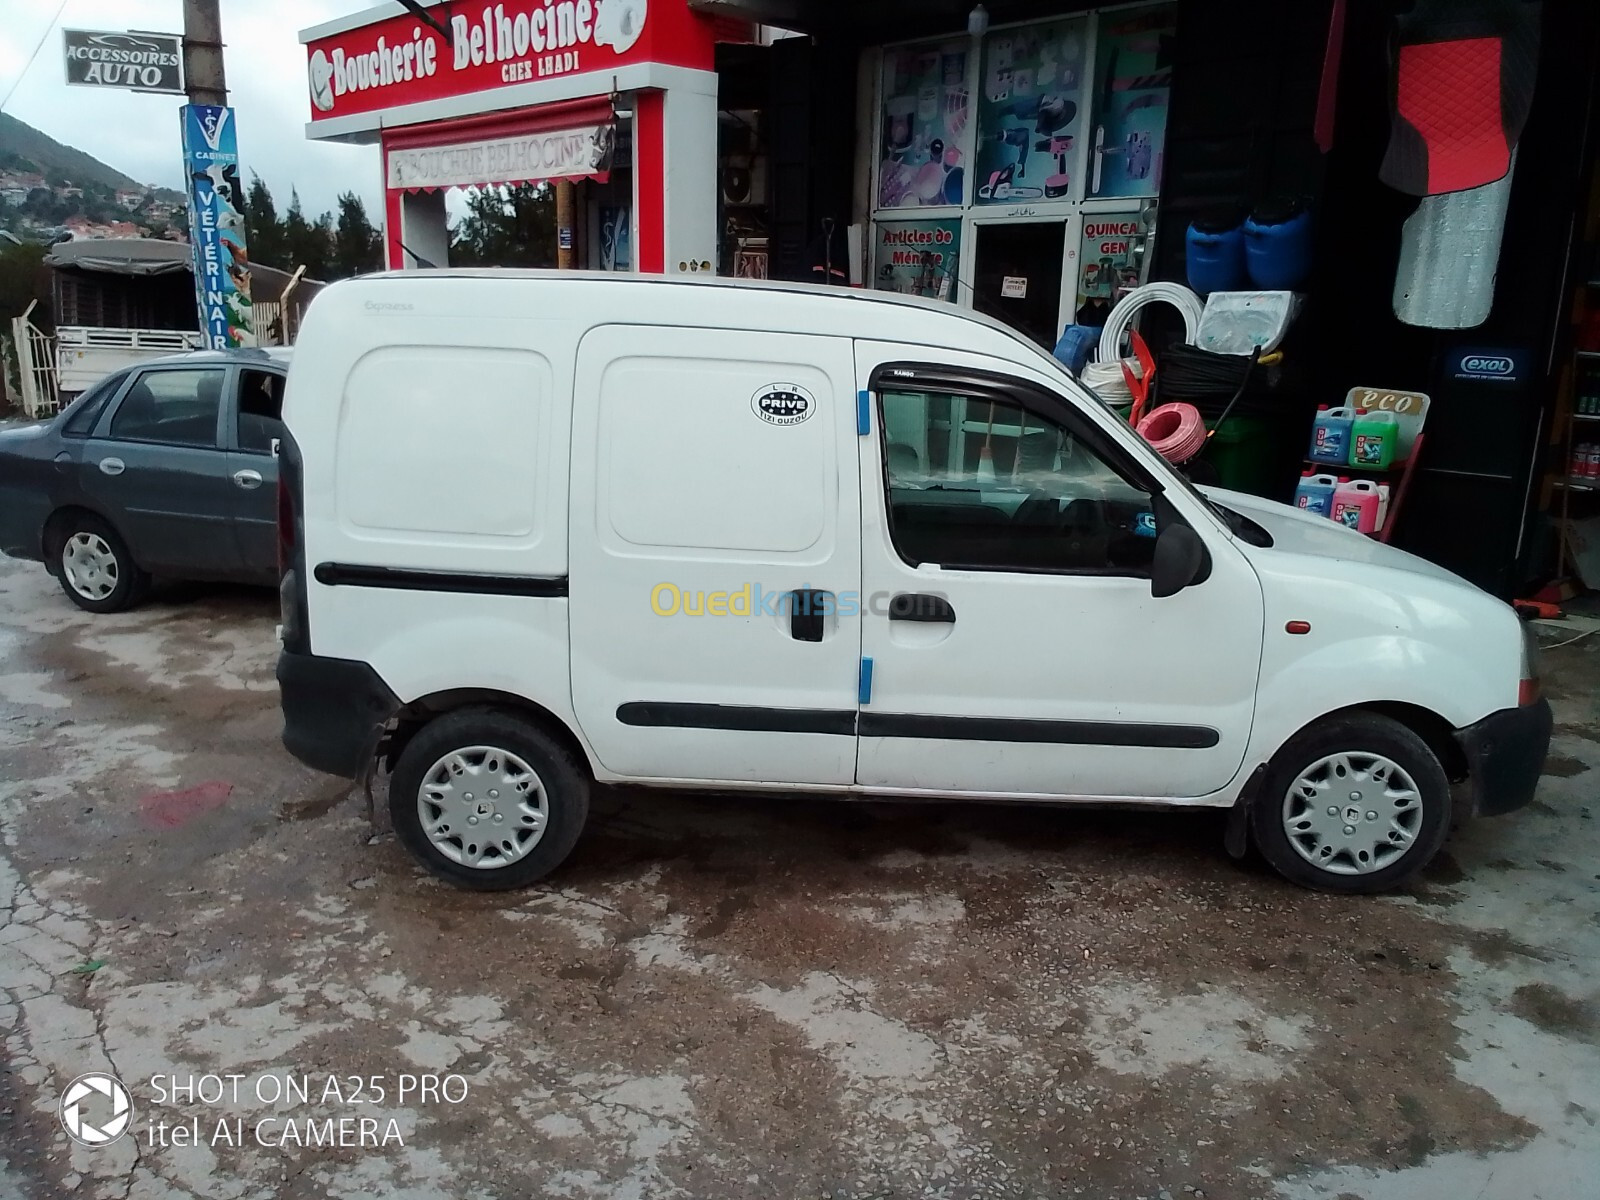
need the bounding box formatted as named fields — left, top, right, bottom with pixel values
left=1151, top=522, right=1211, bottom=599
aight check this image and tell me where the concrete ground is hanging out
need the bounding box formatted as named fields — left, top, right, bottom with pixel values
left=0, top=553, right=1595, bottom=1200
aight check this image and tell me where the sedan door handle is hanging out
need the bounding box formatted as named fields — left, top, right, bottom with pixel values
left=889, top=593, right=956, bottom=623
left=233, top=469, right=263, bottom=490
left=98, top=457, right=125, bottom=476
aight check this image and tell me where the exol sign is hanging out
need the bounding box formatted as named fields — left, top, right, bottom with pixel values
left=62, top=29, right=184, bottom=94
left=307, top=0, right=650, bottom=116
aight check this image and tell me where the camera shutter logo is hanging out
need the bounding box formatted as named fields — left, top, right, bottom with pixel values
left=59, top=1073, right=133, bottom=1146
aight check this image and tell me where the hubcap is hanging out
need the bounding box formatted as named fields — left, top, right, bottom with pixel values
left=1282, top=751, right=1423, bottom=876
left=62, top=533, right=119, bottom=601
left=417, top=746, right=548, bottom=870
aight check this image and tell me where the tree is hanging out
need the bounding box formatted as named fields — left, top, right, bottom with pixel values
left=450, top=184, right=555, bottom=268
left=244, top=172, right=286, bottom=268
left=280, top=188, right=331, bottom=279
left=332, top=192, right=382, bottom=278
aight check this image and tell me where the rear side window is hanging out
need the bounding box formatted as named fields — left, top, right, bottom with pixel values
left=238, top=369, right=286, bottom=453
left=109, top=368, right=226, bottom=448
left=59, top=372, right=127, bottom=438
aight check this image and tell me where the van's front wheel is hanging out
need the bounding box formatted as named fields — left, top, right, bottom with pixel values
left=389, top=709, right=589, bottom=890
left=1251, top=712, right=1451, bottom=893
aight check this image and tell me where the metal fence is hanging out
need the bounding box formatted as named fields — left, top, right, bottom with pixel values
left=10, top=302, right=60, bottom=419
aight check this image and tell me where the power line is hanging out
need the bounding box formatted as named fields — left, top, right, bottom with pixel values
left=0, top=0, right=71, bottom=115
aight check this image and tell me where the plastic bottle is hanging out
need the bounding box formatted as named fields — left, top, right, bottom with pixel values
left=1308, top=405, right=1356, bottom=465
left=1351, top=409, right=1399, bottom=469
left=1332, top=478, right=1381, bottom=534
left=1293, top=470, right=1340, bottom=517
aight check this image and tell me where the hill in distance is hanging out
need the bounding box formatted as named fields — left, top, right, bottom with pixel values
left=0, top=112, right=182, bottom=201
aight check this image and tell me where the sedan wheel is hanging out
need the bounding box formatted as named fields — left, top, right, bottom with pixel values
left=52, top=517, right=148, bottom=614
left=62, top=532, right=120, bottom=602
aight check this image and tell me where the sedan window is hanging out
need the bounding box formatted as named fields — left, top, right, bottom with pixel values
left=59, top=371, right=129, bottom=438
left=237, top=369, right=286, bottom=454
left=109, top=369, right=226, bottom=449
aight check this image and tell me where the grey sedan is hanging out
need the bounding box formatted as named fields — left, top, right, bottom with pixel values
left=0, top=349, right=287, bottom=613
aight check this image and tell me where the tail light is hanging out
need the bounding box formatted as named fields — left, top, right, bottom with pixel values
left=277, top=474, right=294, bottom=575
left=1518, top=623, right=1542, bottom=706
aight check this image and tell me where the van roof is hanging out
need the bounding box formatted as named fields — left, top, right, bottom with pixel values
left=351, top=269, right=1073, bottom=380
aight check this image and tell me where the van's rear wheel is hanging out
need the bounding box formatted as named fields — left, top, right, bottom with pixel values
left=389, top=709, right=589, bottom=891
left=1251, top=712, right=1451, bottom=893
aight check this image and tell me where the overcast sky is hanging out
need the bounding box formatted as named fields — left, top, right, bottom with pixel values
left=0, top=0, right=385, bottom=219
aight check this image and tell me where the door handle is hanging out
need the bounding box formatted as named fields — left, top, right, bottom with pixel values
left=789, top=589, right=832, bottom=643
left=233, top=468, right=263, bottom=490
left=889, top=593, right=956, bottom=623
left=98, top=457, right=125, bottom=476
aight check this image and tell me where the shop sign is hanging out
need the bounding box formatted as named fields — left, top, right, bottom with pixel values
left=873, top=220, right=962, bottom=302
left=1077, top=212, right=1148, bottom=319
left=180, top=105, right=254, bottom=349
left=1001, top=277, right=1028, bottom=299
left=975, top=17, right=1087, bottom=206
left=1450, top=347, right=1526, bottom=384
left=387, top=123, right=616, bottom=189
left=307, top=0, right=683, bottom=121
left=1088, top=7, right=1175, bottom=198
left=877, top=39, right=970, bottom=210
left=63, top=29, right=184, bottom=94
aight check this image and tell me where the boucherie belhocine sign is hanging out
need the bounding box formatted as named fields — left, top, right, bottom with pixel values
left=307, top=0, right=697, bottom=121
left=387, top=124, right=616, bottom=190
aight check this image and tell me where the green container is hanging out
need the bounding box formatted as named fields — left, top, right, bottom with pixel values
left=1202, top=415, right=1276, bottom=495
left=1351, top=409, right=1399, bottom=469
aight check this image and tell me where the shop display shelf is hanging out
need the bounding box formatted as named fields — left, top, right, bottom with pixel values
left=1302, top=458, right=1411, bottom=474
left=1555, top=479, right=1597, bottom=492
left=1577, top=350, right=1600, bottom=360
left=1573, top=413, right=1600, bottom=422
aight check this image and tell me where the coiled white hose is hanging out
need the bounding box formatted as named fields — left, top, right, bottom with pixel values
left=1095, top=282, right=1205, bottom=364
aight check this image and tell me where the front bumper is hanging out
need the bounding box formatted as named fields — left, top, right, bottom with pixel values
left=1454, top=698, right=1553, bottom=818
left=277, top=650, right=400, bottom=779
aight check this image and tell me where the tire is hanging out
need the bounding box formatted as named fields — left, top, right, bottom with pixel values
left=388, top=708, right=590, bottom=891
left=1250, top=711, right=1451, bottom=894
left=52, top=515, right=149, bottom=614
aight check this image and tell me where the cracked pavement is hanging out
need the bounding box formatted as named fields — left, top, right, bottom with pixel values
left=0, top=554, right=1596, bottom=1198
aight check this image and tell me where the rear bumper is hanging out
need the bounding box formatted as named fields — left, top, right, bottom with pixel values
left=277, top=650, right=400, bottom=779
left=1454, top=698, right=1553, bottom=818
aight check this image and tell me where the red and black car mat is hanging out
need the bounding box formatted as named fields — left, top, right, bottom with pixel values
left=1378, top=0, right=1541, bottom=197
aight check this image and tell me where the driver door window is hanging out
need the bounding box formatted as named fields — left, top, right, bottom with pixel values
left=880, top=389, right=1157, bottom=573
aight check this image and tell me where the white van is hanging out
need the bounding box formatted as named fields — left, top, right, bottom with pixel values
left=275, top=272, right=1550, bottom=895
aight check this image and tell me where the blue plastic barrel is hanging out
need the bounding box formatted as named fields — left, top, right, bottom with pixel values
left=1244, top=200, right=1313, bottom=290
left=1185, top=210, right=1248, bottom=296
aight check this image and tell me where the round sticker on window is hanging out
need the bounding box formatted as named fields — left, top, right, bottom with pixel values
left=752, top=384, right=816, bottom=426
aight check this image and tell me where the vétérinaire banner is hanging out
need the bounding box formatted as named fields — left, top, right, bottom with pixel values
left=180, top=105, right=254, bottom=348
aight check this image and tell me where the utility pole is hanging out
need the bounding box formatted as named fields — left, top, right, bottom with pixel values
left=556, top=180, right=576, bottom=270
left=182, top=0, right=227, bottom=106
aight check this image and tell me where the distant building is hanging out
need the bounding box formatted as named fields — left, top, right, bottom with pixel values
left=115, top=188, right=146, bottom=209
